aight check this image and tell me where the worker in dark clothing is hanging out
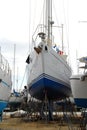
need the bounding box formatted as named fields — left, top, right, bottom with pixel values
left=23, top=86, right=28, bottom=103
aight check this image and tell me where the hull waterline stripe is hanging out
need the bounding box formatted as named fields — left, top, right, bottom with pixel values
left=29, top=73, right=70, bottom=88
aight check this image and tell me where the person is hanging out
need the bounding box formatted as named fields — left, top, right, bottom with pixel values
left=22, top=85, right=28, bottom=103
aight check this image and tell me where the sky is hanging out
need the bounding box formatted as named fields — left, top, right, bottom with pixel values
left=0, top=0, right=87, bottom=91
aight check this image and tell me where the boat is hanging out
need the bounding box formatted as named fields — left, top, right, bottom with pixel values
left=8, top=44, right=24, bottom=111
left=0, top=52, right=12, bottom=114
left=8, top=89, right=23, bottom=111
left=26, top=0, right=72, bottom=101
left=70, top=56, right=87, bottom=108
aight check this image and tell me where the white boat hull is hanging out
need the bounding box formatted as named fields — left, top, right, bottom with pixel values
left=9, top=96, right=23, bottom=103
left=27, top=46, right=72, bottom=100
left=0, top=55, right=12, bottom=112
left=70, top=74, right=87, bottom=108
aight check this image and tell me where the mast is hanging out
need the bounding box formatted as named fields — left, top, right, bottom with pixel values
left=16, top=67, right=18, bottom=91
left=46, top=0, right=53, bottom=46
left=13, top=44, right=16, bottom=90
left=61, top=24, right=64, bottom=52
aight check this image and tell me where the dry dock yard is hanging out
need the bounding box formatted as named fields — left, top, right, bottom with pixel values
left=0, top=110, right=86, bottom=130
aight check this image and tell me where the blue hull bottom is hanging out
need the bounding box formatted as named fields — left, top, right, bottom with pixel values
left=74, top=98, right=87, bottom=108
left=29, top=75, right=71, bottom=100
left=0, top=101, right=8, bottom=112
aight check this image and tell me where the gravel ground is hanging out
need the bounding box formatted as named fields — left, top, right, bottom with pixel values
left=0, top=114, right=83, bottom=130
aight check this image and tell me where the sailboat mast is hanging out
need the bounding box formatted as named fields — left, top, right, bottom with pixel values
left=46, top=0, right=53, bottom=46
left=61, top=24, right=64, bottom=52
left=13, top=44, right=16, bottom=90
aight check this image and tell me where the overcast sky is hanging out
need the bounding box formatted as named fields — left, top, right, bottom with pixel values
left=0, top=0, right=87, bottom=91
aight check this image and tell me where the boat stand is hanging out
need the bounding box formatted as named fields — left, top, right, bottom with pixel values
left=57, top=98, right=80, bottom=130
left=40, top=91, right=53, bottom=121
left=58, top=113, right=75, bottom=130
left=80, top=108, right=87, bottom=129
left=0, top=111, right=2, bottom=122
